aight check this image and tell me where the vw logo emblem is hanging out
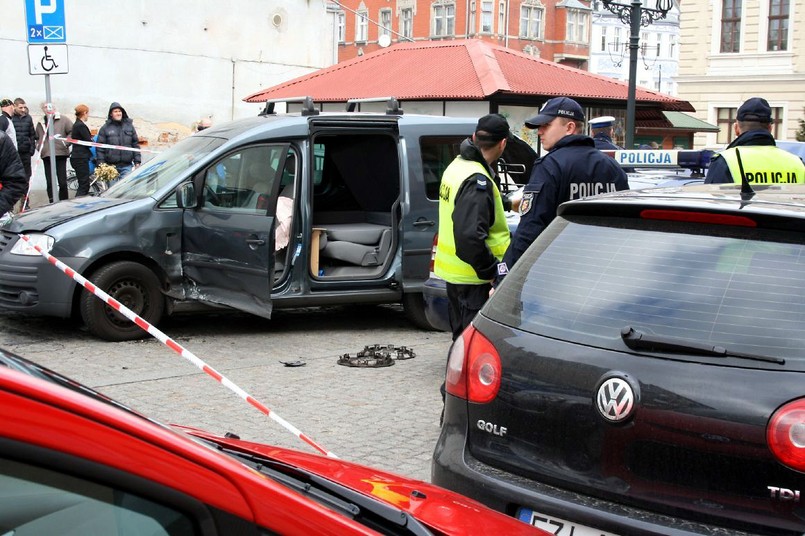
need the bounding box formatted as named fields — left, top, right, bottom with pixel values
left=596, top=377, right=635, bottom=422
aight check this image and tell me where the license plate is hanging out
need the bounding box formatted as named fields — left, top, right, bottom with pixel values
left=516, top=508, right=618, bottom=536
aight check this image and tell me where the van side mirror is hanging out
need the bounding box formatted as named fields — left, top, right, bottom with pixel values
left=177, top=183, right=197, bottom=209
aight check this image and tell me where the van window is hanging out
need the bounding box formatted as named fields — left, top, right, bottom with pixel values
left=202, top=145, right=291, bottom=214
left=420, top=136, right=465, bottom=200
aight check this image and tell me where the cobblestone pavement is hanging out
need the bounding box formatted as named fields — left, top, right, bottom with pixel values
left=0, top=305, right=453, bottom=482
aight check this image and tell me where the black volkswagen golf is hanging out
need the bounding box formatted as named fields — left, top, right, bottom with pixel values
left=433, top=183, right=805, bottom=535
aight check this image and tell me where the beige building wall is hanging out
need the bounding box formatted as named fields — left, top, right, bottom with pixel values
left=677, top=0, right=805, bottom=148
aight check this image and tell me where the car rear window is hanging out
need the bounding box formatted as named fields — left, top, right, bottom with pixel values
left=485, top=215, right=805, bottom=362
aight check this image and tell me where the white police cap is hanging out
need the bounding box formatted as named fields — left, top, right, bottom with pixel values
left=590, top=116, right=616, bottom=128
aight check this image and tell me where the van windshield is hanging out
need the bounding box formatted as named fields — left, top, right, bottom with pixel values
left=103, top=136, right=226, bottom=199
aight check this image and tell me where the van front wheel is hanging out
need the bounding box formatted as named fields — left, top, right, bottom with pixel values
left=80, top=261, right=165, bottom=341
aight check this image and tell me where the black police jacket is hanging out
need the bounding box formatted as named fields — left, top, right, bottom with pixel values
left=502, top=135, right=628, bottom=273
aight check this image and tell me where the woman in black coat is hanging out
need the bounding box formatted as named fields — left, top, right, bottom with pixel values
left=70, top=104, right=93, bottom=197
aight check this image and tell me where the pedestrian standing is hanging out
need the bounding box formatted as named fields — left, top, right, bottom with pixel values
left=11, top=98, right=36, bottom=181
left=0, top=131, right=27, bottom=225
left=70, top=104, right=94, bottom=196
left=35, top=102, right=73, bottom=203
left=96, top=102, right=140, bottom=179
left=0, top=99, right=16, bottom=149
left=433, top=113, right=512, bottom=340
left=705, top=97, right=804, bottom=184
left=497, top=97, right=629, bottom=280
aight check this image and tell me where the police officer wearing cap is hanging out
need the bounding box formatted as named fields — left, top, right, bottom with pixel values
left=433, top=113, right=512, bottom=340
left=590, top=116, right=622, bottom=150
left=497, top=97, right=628, bottom=279
left=706, top=97, right=804, bottom=185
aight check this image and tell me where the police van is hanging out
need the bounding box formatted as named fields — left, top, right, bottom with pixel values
left=0, top=98, right=490, bottom=341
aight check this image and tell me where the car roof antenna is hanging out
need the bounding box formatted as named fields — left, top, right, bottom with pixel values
left=734, top=148, right=755, bottom=202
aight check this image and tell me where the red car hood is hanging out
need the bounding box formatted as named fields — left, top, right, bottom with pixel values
left=178, top=425, right=545, bottom=535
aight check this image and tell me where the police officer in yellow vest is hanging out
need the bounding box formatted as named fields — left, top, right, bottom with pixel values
left=434, top=114, right=512, bottom=340
left=706, top=97, right=805, bottom=185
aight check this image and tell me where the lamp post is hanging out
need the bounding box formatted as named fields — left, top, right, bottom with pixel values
left=600, top=0, right=673, bottom=149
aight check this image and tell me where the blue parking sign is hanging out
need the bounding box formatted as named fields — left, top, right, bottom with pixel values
left=25, top=0, right=66, bottom=43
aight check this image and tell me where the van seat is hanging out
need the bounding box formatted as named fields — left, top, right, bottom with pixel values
left=321, top=224, right=392, bottom=267
left=325, top=223, right=388, bottom=245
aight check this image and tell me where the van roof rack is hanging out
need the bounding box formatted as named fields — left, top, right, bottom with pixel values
left=260, top=96, right=320, bottom=116
left=346, top=97, right=404, bottom=115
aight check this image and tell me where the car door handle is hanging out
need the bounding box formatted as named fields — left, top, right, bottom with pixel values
left=246, top=238, right=266, bottom=247
left=413, top=218, right=435, bottom=227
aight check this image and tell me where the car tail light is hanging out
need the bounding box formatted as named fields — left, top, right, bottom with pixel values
left=445, top=325, right=501, bottom=404
left=429, top=234, right=438, bottom=273
left=641, top=209, right=757, bottom=227
left=768, top=398, right=805, bottom=472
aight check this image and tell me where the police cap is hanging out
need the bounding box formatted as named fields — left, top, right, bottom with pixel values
left=525, top=97, right=585, bottom=128
left=475, top=113, right=511, bottom=142
left=737, top=97, right=772, bottom=123
left=590, top=116, right=616, bottom=129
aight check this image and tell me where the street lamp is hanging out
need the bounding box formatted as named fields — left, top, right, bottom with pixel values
left=600, top=0, right=674, bottom=148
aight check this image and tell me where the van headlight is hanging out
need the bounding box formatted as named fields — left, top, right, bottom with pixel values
left=10, top=234, right=55, bottom=256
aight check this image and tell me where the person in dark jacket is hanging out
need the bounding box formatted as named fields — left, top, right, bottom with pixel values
left=11, top=98, right=36, bottom=180
left=497, top=97, right=629, bottom=281
left=70, top=104, right=94, bottom=196
left=590, top=116, right=622, bottom=150
left=705, top=97, right=804, bottom=184
left=0, top=131, right=27, bottom=221
left=96, top=102, right=140, bottom=179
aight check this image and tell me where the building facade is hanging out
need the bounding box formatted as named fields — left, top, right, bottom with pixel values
left=588, top=1, right=680, bottom=97
left=1, top=0, right=333, bottom=128
left=333, top=0, right=593, bottom=68
left=677, top=0, right=805, bottom=147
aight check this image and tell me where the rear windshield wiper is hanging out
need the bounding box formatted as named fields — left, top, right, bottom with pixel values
left=621, top=326, right=785, bottom=365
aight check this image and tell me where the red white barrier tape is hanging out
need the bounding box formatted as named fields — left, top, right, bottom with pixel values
left=55, top=134, right=162, bottom=154
left=18, top=234, right=337, bottom=459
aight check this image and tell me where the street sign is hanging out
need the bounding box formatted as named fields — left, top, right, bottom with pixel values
left=27, top=44, right=69, bottom=75
left=25, top=0, right=66, bottom=44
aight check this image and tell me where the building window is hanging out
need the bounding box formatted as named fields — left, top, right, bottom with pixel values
left=566, top=9, right=588, bottom=43
left=433, top=3, right=455, bottom=37
left=717, top=106, right=782, bottom=144
left=470, top=1, right=476, bottom=33
left=337, top=12, right=346, bottom=43
left=379, top=9, right=392, bottom=39
left=720, top=0, right=741, bottom=53
left=520, top=4, right=543, bottom=39
left=768, top=0, right=789, bottom=51
left=356, top=10, right=368, bottom=43
left=482, top=1, right=494, bottom=33
left=499, top=1, right=506, bottom=36
left=401, top=8, right=413, bottom=39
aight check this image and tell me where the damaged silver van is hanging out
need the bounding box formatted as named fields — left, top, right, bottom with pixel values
left=0, top=99, right=477, bottom=340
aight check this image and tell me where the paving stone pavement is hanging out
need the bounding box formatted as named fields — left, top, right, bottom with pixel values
left=0, top=304, right=453, bottom=482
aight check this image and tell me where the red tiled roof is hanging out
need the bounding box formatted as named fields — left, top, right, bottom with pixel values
left=244, top=39, right=694, bottom=112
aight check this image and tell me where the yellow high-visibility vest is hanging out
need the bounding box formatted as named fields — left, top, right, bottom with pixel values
left=434, top=157, right=510, bottom=284
left=721, top=146, right=804, bottom=184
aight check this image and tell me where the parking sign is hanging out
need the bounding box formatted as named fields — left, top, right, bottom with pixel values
left=25, top=0, right=66, bottom=44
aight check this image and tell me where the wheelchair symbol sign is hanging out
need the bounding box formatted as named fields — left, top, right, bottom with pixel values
left=27, top=44, right=69, bottom=75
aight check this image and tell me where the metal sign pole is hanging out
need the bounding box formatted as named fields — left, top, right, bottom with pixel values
left=44, top=73, right=58, bottom=202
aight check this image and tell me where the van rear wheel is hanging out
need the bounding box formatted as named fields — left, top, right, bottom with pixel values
left=403, top=292, right=437, bottom=331
left=80, top=261, right=165, bottom=341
